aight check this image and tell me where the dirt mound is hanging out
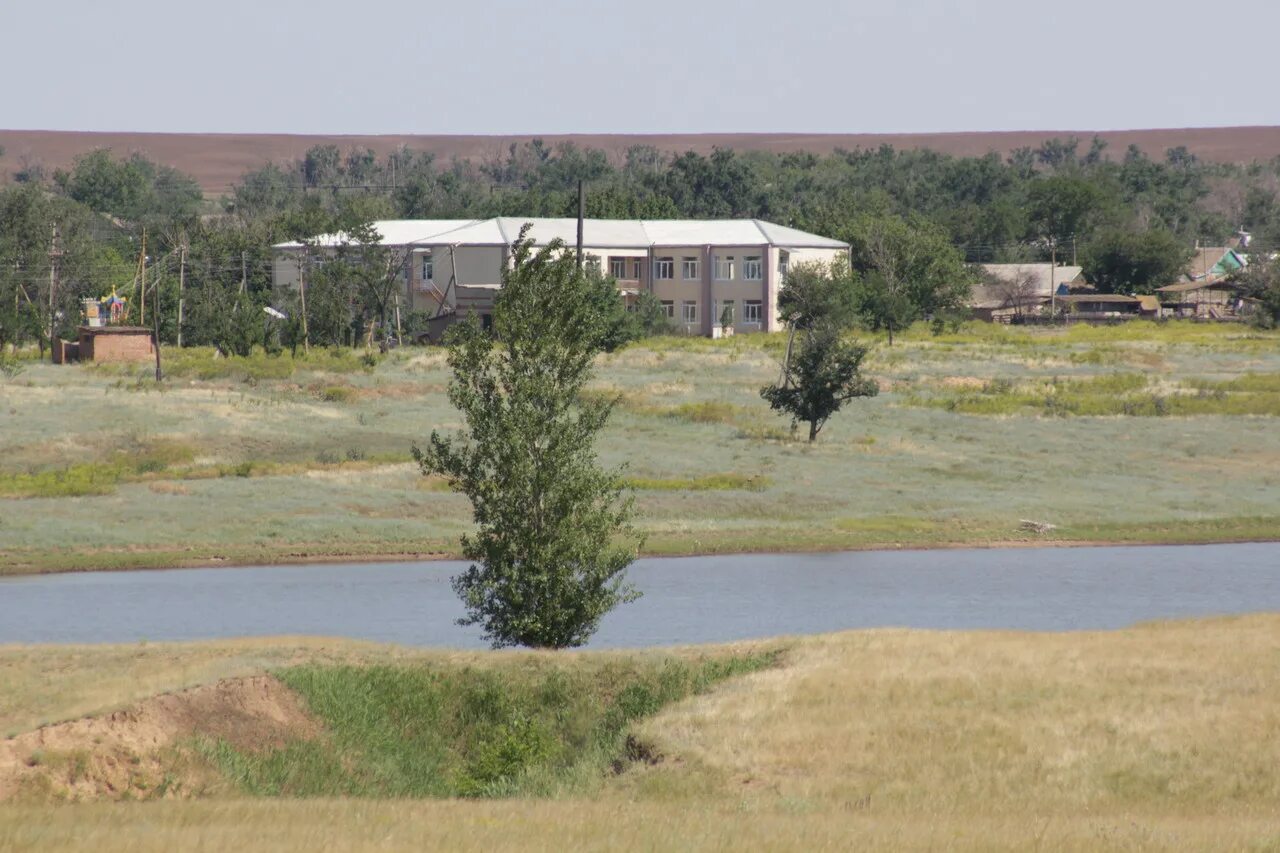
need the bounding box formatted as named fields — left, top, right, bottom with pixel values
left=0, top=675, right=317, bottom=802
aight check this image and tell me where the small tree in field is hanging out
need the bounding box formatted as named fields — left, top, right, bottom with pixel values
left=762, top=261, right=878, bottom=442
left=414, top=228, right=640, bottom=649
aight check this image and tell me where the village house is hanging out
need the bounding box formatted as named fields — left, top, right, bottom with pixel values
left=968, top=263, right=1086, bottom=322
left=272, top=218, right=850, bottom=337
left=1156, top=246, right=1250, bottom=318
left=1056, top=293, right=1160, bottom=321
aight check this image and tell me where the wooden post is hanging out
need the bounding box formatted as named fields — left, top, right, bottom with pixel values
left=153, top=255, right=163, bottom=382
left=1049, top=239, right=1057, bottom=322
left=139, top=229, right=147, bottom=326
left=576, top=179, right=585, bottom=270
left=446, top=244, right=460, bottom=317
left=298, top=253, right=310, bottom=353
left=177, top=242, right=186, bottom=348
left=47, top=224, right=60, bottom=356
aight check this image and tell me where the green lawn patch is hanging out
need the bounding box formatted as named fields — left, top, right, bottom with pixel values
left=204, top=653, right=779, bottom=799
left=140, top=347, right=376, bottom=382
left=904, top=372, right=1280, bottom=417
left=626, top=473, right=769, bottom=492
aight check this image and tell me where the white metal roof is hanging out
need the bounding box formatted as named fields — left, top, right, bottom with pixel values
left=273, top=219, right=482, bottom=249
left=275, top=218, right=847, bottom=251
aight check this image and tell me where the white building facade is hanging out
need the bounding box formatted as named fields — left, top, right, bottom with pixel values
left=273, top=218, right=850, bottom=336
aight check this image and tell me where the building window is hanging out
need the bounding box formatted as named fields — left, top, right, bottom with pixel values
left=631, top=259, right=643, bottom=279
left=421, top=254, right=433, bottom=282
left=659, top=300, right=675, bottom=319
left=717, top=300, right=735, bottom=325
left=682, top=257, right=699, bottom=280
left=744, top=300, right=763, bottom=324
left=743, top=256, right=762, bottom=280
left=714, top=255, right=735, bottom=280
left=609, top=257, right=628, bottom=279
left=681, top=300, right=698, bottom=324
left=654, top=257, right=674, bottom=279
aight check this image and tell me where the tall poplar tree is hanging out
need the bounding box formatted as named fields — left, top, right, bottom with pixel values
left=414, top=227, right=640, bottom=649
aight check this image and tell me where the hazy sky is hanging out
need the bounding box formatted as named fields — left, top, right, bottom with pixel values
left=7, top=0, right=1279, bottom=134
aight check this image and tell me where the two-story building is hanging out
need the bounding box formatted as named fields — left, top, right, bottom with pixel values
left=272, top=218, right=849, bottom=336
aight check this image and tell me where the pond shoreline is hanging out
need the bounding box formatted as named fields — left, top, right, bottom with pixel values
left=4, top=530, right=1279, bottom=577
left=2, top=542, right=1277, bottom=648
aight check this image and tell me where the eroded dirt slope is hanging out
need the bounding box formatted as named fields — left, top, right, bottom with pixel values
left=0, top=676, right=317, bottom=801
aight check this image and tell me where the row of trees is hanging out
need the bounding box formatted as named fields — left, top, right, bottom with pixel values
left=224, top=136, right=1280, bottom=250
left=6, top=136, right=1280, bottom=354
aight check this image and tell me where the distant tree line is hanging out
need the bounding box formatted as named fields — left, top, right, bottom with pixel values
left=6, top=136, right=1280, bottom=352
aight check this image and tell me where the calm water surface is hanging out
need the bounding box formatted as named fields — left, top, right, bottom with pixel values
left=0, top=543, right=1276, bottom=648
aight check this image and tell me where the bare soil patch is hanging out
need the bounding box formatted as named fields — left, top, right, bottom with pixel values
left=0, top=676, right=317, bottom=802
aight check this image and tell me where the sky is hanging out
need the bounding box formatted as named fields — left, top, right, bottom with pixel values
left=6, top=0, right=1280, bottom=135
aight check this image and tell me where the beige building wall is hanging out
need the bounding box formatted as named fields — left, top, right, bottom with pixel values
left=274, top=236, right=849, bottom=337
left=406, top=245, right=508, bottom=314
left=273, top=254, right=301, bottom=291
left=707, top=245, right=770, bottom=334
left=768, top=246, right=848, bottom=330
left=647, top=246, right=705, bottom=333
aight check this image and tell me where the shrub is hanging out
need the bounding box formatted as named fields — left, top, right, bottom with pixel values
left=669, top=401, right=743, bottom=425
left=318, top=385, right=355, bottom=403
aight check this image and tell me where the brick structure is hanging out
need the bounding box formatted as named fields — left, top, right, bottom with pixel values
left=52, top=338, right=81, bottom=364
left=76, top=326, right=154, bottom=363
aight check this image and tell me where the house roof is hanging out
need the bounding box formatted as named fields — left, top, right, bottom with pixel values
left=1058, top=293, right=1140, bottom=304
left=1156, top=279, right=1242, bottom=294
left=1185, top=247, right=1246, bottom=282
left=274, top=218, right=848, bottom=251
left=969, top=263, right=1084, bottom=309
left=273, top=220, right=483, bottom=249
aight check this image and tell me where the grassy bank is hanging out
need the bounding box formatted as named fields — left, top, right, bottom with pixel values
left=208, top=654, right=774, bottom=799
left=2, top=322, right=1280, bottom=574
left=2, top=616, right=1279, bottom=849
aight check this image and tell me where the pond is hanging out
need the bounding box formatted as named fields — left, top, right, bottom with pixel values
left=0, top=543, right=1276, bottom=648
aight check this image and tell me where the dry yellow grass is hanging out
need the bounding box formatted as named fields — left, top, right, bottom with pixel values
left=623, top=616, right=1280, bottom=811
left=2, top=617, right=1279, bottom=849
left=0, top=638, right=442, bottom=737
left=3, top=799, right=1277, bottom=852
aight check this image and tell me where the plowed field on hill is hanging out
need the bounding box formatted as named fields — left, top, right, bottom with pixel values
left=3, top=126, right=1279, bottom=194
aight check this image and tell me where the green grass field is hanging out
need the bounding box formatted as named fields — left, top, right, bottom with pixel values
left=2, top=320, right=1279, bottom=574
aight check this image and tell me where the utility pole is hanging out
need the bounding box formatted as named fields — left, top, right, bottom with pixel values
left=1049, top=238, right=1057, bottom=322
left=1071, top=234, right=1077, bottom=266
left=576, top=179, right=585, bottom=270
left=176, top=241, right=187, bottom=348
left=48, top=224, right=62, bottom=354
left=298, top=253, right=310, bottom=353
left=240, top=250, right=248, bottom=296
left=152, top=255, right=163, bottom=382
left=138, top=229, right=147, bottom=327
